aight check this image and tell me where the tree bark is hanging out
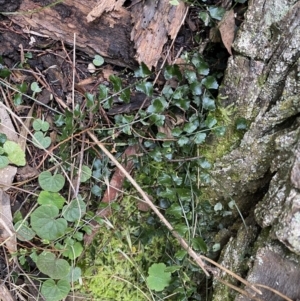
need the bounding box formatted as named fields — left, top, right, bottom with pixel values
left=207, top=0, right=300, bottom=300
left=7, top=0, right=186, bottom=69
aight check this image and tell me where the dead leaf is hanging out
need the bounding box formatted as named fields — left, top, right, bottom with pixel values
left=77, top=77, right=97, bottom=86
left=219, top=9, right=235, bottom=55
left=0, top=104, right=20, bottom=190
left=0, top=284, right=15, bottom=301
left=96, top=145, right=140, bottom=218
left=137, top=200, right=150, bottom=212
left=18, top=104, right=34, bottom=152
left=0, top=190, right=17, bottom=254
left=17, top=165, right=39, bottom=181
left=0, top=105, right=18, bottom=143
left=157, top=117, right=174, bottom=139
left=187, top=17, right=197, bottom=31
left=102, top=65, right=116, bottom=81
left=0, top=166, right=17, bottom=191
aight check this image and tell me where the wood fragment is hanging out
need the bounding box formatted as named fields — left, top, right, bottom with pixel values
left=9, top=0, right=136, bottom=68
left=87, top=0, right=126, bottom=23
left=7, top=0, right=186, bottom=69
left=131, top=0, right=187, bottom=67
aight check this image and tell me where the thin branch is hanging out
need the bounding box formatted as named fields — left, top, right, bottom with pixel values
left=87, top=130, right=209, bottom=276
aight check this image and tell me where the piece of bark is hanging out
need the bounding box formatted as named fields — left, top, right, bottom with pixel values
left=131, top=0, right=186, bottom=67
left=87, top=0, right=126, bottom=23
left=9, top=0, right=137, bottom=68
left=8, top=0, right=186, bottom=69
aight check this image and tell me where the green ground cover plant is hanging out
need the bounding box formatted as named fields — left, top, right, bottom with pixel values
left=0, top=1, right=251, bottom=300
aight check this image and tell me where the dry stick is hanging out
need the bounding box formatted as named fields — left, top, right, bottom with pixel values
left=87, top=130, right=209, bottom=276
left=216, top=278, right=264, bottom=301
left=255, top=284, right=293, bottom=301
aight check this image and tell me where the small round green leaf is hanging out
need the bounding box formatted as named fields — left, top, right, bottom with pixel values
left=236, top=117, right=248, bottom=130
left=136, top=81, right=153, bottom=97
left=33, top=119, right=50, bottom=132
left=194, top=132, right=206, bottom=144
left=202, top=96, right=216, bottom=111
left=41, top=279, right=70, bottom=301
left=98, top=84, right=109, bottom=100
left=65, top=267, right=82, bottom=283
left=109, top=75, right=122, bottom=92
left=0, top=155, right=9, bottom=168
left=191, top=54, right=210, bottom=75
left=93, top=54, right=104, bottom=67
left=14, top=220, right=36, bottom=241
left=3, top=141, right=26, bottom=166
left=149, top=114, right=165, bottom=127
left=13, top=93, right=23, bottom=106
left=79, top=165, right=92, bottom=183
left=38, top=191, right=66, bottom=209
left=38, top=171, right=65, bottom=192
left=30, top=82, right=42, bottom=93
left=146, top=263, right=171, bottom=292
left=37, top=252, right=70, bottom=279
left=184, top=70, right=197, bottom=84
left=32, top=132, right=51, bottom=149
left=191, top=237, right=207, bottom=253
left=183, top=122, right=198, bottom=134
left=31, top=206, right=67, bottom=240
left=134, top=62, right=151, bottom=78
left=214, top=202, right=223, bottom=211
left=190, top=82, right=202, bottom=96
left=91, top=184, right=102, bottom=196
left=202, top=76, right=219, bottom=89
left=147, top=97, right=168, bottom=114
left=0, top=68, right=11, bottom=78
left=0, top=133, right=7, bottom=144
left=164, top=64, right=182, bottom=81
left=62, top=197, right=86, bottom=222
left=177, top=136, right=189, bottom=146
left=205, top=115, right=217, bottom=128
left=208, top=6, right=225, bottom=20
left=199, top=11, right=210, bottom=26
left=62, top=241, right=83, bottom=260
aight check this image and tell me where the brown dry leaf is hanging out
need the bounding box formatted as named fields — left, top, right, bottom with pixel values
left=98, top=144, right=140, bottom=217
left=0, top=190, right=17, bottom=254
left=219, top=9, right=235, bottom=55
left=17, top=165, right=39, bottom=181
left=187, top=17, right=197, bottom=31
left=77, top=77, right=96, bottom=86
left=102, top=65, right=116, bottom=80
left=0, top=105, right=20, bottom=190
left=87, top=0, right=126, bottom=23
left=137, top=199, right=151, bottom=212
left=0, top=284, right=15, bottom=301
left=157, top=117, right=174, bottom=139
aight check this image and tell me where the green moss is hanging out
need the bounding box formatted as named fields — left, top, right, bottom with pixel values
left=81, top=244, right=149, bottom=300
left=78, top=196, right=167, bottom=300
left=200, top=105, right=242, bottom=164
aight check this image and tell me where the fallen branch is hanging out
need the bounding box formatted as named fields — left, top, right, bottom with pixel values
left=88, top=129, right=208, bottom=277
